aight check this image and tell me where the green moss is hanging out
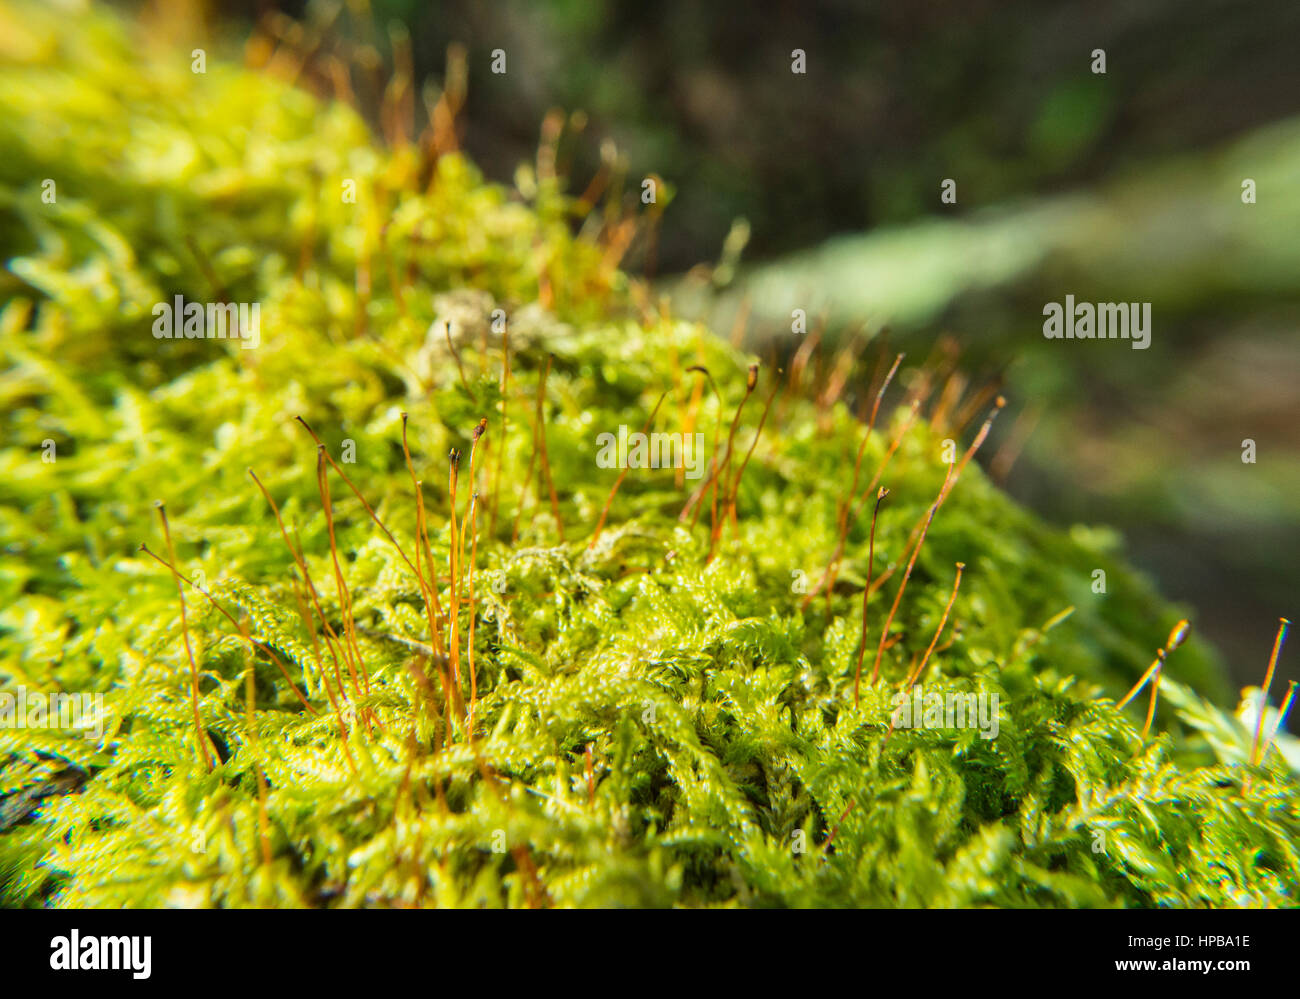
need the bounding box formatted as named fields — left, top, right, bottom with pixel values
left=0, top=1, right=1296, bottom=908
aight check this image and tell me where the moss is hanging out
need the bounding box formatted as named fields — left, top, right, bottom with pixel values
left=0, top=0, right=1296, bottom=908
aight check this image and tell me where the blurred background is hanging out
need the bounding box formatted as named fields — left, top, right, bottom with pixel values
left=134, top=0, right=1299, bottom=689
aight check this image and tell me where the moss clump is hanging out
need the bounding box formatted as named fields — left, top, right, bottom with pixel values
left=1, top=1, right=1296, bottom=908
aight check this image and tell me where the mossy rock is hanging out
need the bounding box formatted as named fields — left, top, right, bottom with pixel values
left=0, top=1, right=1296, bottom=908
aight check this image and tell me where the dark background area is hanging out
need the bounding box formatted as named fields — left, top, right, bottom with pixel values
left=211, top=0, right=1300, bottom=270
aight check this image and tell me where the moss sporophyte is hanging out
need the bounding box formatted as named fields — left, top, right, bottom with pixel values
left=0, top=0, right=1297, bottom=908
